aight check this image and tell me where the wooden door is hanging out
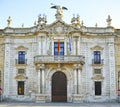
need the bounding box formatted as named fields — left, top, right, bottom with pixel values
left=52, top=71, right=67, bottom=102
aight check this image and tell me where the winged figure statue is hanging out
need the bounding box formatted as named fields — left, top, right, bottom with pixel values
left=51, top=4, right=68, bottom=15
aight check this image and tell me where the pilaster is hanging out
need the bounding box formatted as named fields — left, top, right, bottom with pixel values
left=108, top=41, right=116, bottom=100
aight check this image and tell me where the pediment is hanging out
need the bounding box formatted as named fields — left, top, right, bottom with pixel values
left=41, top=20, right=81, bottom=34
left=15, top=75, right=28, bottom=81
left=15, top=46, right=28, bottom=51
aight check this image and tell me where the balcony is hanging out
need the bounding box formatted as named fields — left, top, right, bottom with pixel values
left=15, top=59, right=27, bottom=65
left=34, top=55, right=85, bottom=64
left=92, top=59, right=104, bottom=66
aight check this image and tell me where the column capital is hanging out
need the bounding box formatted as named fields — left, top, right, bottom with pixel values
left=36, top=64, right=45, bottom=70
left=73, top=64, right=82, bottom=70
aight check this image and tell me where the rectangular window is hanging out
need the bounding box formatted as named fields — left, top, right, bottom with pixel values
left=18, top=81, right=24, bottom=95
left=94, top=69, right=101, bottom=74
left=94, top=51, right=101, bottom=64
left=95, top=81, right=101, bottom=96
left=18, top=51, right=25, bottom=64
left=54, top=42, right=64, bottom=56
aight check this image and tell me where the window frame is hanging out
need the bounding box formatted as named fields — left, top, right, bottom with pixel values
left=18, top=51, right=25, bottom=64
left=54, top=42, right=64, bottom=56
left=95, top=81, right=102, bottom=96
left=94, top=51, right=101, bottom=64
left=18, top=81, right=24, bottom=95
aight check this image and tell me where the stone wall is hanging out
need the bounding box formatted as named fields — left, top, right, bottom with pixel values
left=0, top=36, right=4, bottom=93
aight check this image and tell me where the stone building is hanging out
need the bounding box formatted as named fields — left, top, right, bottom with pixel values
left=0, top=6, right=119, bottom=102
left=0, top=32, right=4, bottom=94
left=115, top=32, right=120, bottom=97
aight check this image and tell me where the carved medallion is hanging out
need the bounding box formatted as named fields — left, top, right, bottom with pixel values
left=55, top=26, right=63, bottom=34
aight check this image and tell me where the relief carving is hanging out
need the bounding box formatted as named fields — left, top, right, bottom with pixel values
left=15, top=75, right=28, bottom=81
left=91, top=45, right=103, bottom=51
left=15, top=46, right=28, bottom=51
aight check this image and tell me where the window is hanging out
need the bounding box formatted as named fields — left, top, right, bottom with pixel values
left=18, top=81, right=24, bottom=95
left=54, top=42, right=64, bottom=56
left=95, top=81, right=101, bottom=96
left=18, top=51, right=25, bottom=64
left=94, top=69, right=101, bottom=74
left=94, top=51, right=101, bottom=64
left=18, top=69, right=25, bottom=74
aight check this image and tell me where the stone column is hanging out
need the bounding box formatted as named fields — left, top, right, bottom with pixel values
left=38, top=69, right=41, bottom=93
left=41, top=37, right=43, bottom=55
left=77, top=38, right=80, bottom=55
left=36, top=64, right=46, bottom=103
left=74, top=68, right=77, bottom=94
left=42, top=69, right=45, bottom=93
left=65, top=38, right=67, bottom=55
left=73, top=64, right=83, bottom=103
left=73, top=39, right=76, bottom=55
left=76, top=39, right=78, bottom=55
left=78, top=69, right=82, bottom=94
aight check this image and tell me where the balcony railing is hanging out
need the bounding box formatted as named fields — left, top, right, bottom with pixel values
left=15, top=59, right=27, bottom=65
left=34, top=55, right=85, bottom=64
left=92, top=59, right=104, bottom=65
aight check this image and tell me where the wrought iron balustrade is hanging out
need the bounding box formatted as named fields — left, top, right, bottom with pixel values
left=92, top=59, right=104, bottom=65
left=15, top=59, right=27, bottom=65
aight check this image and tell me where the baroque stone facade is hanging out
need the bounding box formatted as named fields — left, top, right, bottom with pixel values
left=0, top=6, right=120, bottom=103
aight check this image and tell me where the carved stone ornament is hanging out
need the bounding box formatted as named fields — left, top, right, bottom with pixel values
left=91, top=45, right=103, bottom=51
left=55, top=26, right=64, bottom=34
left=15, top=75, right=28, bottom=81
left=91, top=75, right=104, bottom=81
left=15, top=46, right=28, bottom=51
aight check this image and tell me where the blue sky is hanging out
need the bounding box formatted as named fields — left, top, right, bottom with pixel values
left=0, top=0, right=120, bottom=28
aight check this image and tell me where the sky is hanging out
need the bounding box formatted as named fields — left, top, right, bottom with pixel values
left=0, top=0, right=120, bottom=28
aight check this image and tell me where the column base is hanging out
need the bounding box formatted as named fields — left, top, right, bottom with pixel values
left=72, top=94, right=84, bottom=103
left=35, top=94, right=46, bottom=103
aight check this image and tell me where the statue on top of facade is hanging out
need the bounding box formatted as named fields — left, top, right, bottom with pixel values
left=51, top=3, right=68, bottom=15
left=7, top=16, right=12, bottom=27
left=51, top=3, right=68, bottom=20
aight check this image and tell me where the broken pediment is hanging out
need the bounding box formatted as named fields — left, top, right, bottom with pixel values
left=39, top=20, right=81, bottom=34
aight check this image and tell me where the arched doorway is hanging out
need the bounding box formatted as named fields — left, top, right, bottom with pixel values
left=52, top=71, right=67, bottom=102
